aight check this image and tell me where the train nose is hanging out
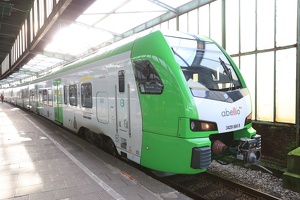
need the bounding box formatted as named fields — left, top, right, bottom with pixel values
left=211, top=135, right=271, bottom=173
left=212, top=136, right=261, bottom=166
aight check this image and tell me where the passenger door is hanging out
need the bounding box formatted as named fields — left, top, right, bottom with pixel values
left=53, top=79, right=63, bottom=123
left=29, top=89, right=35, bottom=111
left=96, top=92, right=109, bottom=123
left=116, top=70, right=131, bottom=150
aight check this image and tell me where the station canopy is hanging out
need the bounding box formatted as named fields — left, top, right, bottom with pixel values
left=4, top=0, right=192, bottom=86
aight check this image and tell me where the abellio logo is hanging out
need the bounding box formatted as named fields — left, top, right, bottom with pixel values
left=221, top=106, right=242, bottom=117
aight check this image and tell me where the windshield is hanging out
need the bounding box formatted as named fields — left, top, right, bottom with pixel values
left=165, top=35, right=242, bottom=92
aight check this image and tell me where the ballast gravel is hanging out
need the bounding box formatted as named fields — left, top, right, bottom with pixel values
left=207, top=161, right=300, bottom=200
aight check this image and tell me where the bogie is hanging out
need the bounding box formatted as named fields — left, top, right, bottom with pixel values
left=105, top=138, right=119, bottom=158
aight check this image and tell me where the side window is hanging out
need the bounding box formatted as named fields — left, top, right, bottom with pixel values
left=43, top=89, right=48, bottom=105
left=24, top=89, right=29, bottom=99
left=133, top=60, right=164, bottom=94
left=81, top=83, right=92, bottom=108
left=30, top=90, right=35, bottom=102
left=48, top=89, right=53, bottom=107
left=118, top=70, right=125, bottom=92
left=39, top=90, right=43, bottom=104
left=69, top=84, right=77, bottom=106
left=64, top=85, right=68, bottom=105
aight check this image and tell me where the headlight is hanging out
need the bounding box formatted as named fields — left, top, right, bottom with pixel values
left=245, top=113, right=252, bottom=125
left=190, top=119, right=217, bottom=131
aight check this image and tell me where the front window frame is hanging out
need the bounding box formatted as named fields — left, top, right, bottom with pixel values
left=165, top=35, right=242, bottom=92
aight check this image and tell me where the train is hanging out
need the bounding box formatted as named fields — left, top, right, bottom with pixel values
left=1, top=29, right=261, bottom=174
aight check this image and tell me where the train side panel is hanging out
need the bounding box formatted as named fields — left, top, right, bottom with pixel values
left=58, top=52, right=143, bottom=164
left=35, top=81, right=55, bottom=121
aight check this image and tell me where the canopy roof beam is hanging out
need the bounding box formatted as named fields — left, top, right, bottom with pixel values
left=42, top=50, right=76, bottom=61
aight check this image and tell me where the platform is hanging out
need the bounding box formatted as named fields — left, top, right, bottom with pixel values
left=0, top=102, right=190, bottom=200
left=283, top=147, right=300, bottom=193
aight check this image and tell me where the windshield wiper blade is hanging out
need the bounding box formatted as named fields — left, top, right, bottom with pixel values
left=219, top=57, right=234, bottom=89
left=172, top=47, right=190, bottom=67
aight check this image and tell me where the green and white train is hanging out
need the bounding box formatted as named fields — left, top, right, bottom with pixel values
left=2, top=29, right=261, bottom=174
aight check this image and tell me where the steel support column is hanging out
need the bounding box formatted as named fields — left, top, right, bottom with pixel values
left=221, top=0, right=226, bottom=49
left=296, top=0, right=300, bottom=146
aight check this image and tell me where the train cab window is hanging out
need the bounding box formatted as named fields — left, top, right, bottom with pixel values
left=63, top=85, right=68, bottom=105
left=133, top=60, right=164, bottom=94
left=48, top=89, right=53, bottom=107
left=81, top=83, right=92, bottom=108
left=165, top=35, right=242, bottom=91
left=69, top=84, right=78, bottom=106
left=118, top=70, right=125, bottom=92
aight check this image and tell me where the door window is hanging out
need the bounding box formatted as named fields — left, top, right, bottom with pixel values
left=118, top=70, right=125, bottom=92
left=81, top=83, right=92, bottom=108
left=69, top=85, right=77, bottom=106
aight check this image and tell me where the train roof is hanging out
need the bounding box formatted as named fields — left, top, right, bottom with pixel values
left=6, top=29, right=214, bottom=88
left=26, top=29, right=157, bottom=85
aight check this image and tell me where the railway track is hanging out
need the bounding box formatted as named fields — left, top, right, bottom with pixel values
left=75, top=129, right=294, bottom=200
left=157, top=171, right=282, bottom=200
left=51, top=112, right=284, bottom=200
left=76, top=123, right=284, bottom=199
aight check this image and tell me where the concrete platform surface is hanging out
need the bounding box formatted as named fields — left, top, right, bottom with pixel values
left=0, top=102, right=191, bottom=200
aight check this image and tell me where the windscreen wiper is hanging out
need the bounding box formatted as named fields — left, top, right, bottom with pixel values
left=171, top=47, right=190, bottom=67
left=219, top=57, right=233, bottom=89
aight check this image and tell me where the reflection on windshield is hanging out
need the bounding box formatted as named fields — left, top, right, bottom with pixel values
left=165, top=35, right=241, bottom=92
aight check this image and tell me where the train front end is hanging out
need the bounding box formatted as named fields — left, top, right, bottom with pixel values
left=133, top=30, right=261, bottom=174
left=164, top=32, right=261, bottom=172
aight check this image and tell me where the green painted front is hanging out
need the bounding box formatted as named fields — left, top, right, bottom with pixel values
left=131, top=30, right=203, bottom=173
left=131, top=30, right=199, bottom=136
left=142, top=131, right=210, bottom=174
left=131, top=30, right=256, bottom=174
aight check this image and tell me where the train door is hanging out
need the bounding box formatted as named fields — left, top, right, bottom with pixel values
left=53, top=79, right=63, bottom=123
left=24, top=87, right=29, bottom=109
left=116, top=70, right=131, bottom=152
left=35, top=85, right=40, bottom=113
left=95, top=71, right=109, bottom=127
left=33, top=88, right=37, bottom=112
left=21, top=89, right=24, bottom=107
left=29, top=89, right=34, bottom=111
